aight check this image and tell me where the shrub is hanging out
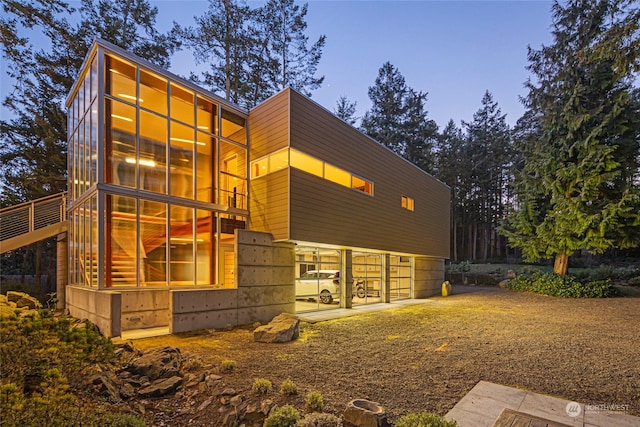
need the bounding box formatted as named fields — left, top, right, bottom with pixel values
left=220, top=359, right=236, bottom=373
left=508, top=271, right=617, bottom=298
left=395, top=412, right=458, bottom=427
left=252, top=378, right=273, bottom=394
left=305, top=391, right=323, bottom=412
left=280, top=378, right=298, bottom=396
left=295, top=412, right=342, bottom=427
left=264, top=405, right=300, bottom=427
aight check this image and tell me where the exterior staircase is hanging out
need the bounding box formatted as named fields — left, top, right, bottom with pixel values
left=0, top=192, right=68, bottom=254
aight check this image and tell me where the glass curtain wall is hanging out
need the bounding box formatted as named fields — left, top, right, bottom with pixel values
left=294, top=246, right=341, bottom=312
left=68, top=54, right=99, bottom=287
left=68, top=45, right=247, bottom=289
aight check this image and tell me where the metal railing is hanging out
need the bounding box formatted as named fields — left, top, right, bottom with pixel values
left=0, top=192, right=67, bottom=242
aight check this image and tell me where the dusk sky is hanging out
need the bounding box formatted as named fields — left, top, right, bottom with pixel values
left=153, top=0, right=554, bottom=128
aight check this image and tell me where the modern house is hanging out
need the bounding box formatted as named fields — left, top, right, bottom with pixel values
left=64, top=39, right=450, bottom=337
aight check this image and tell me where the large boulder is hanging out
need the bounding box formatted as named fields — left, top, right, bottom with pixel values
left=6, top=291, right=41, bottom=309
left=253, top=313, right=300, bottom=343
left=127, top=346, right=181, bottom=380
left=137, top=376, right=183, bottom=398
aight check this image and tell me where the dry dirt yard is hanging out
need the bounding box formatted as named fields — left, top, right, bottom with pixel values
left=129, top=286, right=640, bottom=425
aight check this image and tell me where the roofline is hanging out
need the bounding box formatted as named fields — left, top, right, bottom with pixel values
left=65, top=38, right=247, bottom=116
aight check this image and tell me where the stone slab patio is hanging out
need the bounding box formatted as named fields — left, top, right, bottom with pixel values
left=445, top=381, right=640, bottom=427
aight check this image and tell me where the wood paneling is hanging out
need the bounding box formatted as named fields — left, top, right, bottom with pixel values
left=249, top=168, right=289, bottom=240
left=249, top=90, right=290, bottom=159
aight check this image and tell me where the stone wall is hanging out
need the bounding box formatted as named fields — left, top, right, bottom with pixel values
left=413, top=257, right=445, bottom=298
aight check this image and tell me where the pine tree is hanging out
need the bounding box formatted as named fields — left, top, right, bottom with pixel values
left=402, top=89, right=438, bottom=174
left=176, top=0, right=251, bottom=106
left=361, top=62, right=408, bottom=154
left=501, top=0, right=640, bottom=275
left=435, top=120, right=466, bottom=261
left=333, top=95, right=358, bottom=126
left=463, top=91, right=512, bottom=260
left=361, top=62, right=437, bottom=172
left=257, top=0, right=326, bottom=97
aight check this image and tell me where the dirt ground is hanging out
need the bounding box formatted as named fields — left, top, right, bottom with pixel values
left=129, top=286, right=640, bottom=425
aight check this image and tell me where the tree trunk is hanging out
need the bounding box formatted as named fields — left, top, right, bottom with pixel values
left=553, top=252, right=569, bottom=276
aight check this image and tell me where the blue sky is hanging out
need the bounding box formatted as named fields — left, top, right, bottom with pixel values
left=154, top=0, right=554, bottom=128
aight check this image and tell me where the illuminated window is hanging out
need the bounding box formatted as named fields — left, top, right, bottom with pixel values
left=325, top=164, right=351, bottom=187
left=140, top=70, right=167, bottom=115
left=251, top=148, right=374, bottom=197
left=197, top=97, right=217, bottom=134
left=352, top=175, right=373, bottom=195
left=170, top=83, right=194, bottom=125
left=105, top=55, right=136, bottom=103
left=290, top=149, right=323, bottom=177
left=221, top=109, right=246, bottom=144
left=401, top=195, right=414, bottom=211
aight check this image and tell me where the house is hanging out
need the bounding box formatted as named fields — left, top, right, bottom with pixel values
left=64, top=39, right=450, bottom=337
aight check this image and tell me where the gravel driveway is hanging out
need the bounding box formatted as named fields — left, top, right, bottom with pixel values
left=135, top=286, right=640, bottom=424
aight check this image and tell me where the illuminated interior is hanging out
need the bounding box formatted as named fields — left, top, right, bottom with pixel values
left=67, top=49, right=248, bottom=288
left=251, top=148, right=374, bottom=196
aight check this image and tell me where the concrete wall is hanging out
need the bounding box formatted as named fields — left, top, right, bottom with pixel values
left=66, top=286, right=122, bottom=337
left=170, top=229, right=295, bottom=334
left=120, top=289, right=170, bottom=331
left=413, top=257, right=445, bottom=298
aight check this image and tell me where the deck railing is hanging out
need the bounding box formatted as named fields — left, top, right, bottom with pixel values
left=0, top=192, right=67, bottom=242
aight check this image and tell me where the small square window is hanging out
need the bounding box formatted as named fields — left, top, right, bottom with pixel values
left=402, top=196, right=414, bottom=211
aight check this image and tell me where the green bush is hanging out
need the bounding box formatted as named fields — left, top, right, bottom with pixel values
left=0, top=304, right=134, bottom=427
left=252, top=377, right=273, bottom=394
left=395, top=412, right=458, bottom=427
left=263, top=404, right=300, bottom=427
left=220, top=359, right=236, bottom=373
left=295, top=412, right=342, bottom=427
left=305, top=391, right=323, bottom=412
left=508, top=271, right=617, bottom=298
left=280, top=378, right=298, bottom=396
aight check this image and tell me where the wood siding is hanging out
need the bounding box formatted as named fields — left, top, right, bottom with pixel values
left=288, top=90, right=450, bottom=258
left=248, top=90, right=290, bottom=160
left=249, top=168, right=289, bottom=240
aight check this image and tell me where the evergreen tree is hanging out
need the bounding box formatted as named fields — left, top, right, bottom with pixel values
left=403, top=88, right=438, bottom=174
left=435, top=120, right=466, bottom=261
left=361, top=62, right=408, bottom=155
left=463, top=91, right=512, bottom=260
left=1, top=0, right=179, bottom=287
left=501, top=0, right=640, bottom=275
left=176, top=0, right=251, bottom=105
left=257, top=0, right=326, bottom=97
left=333, top=95, right=358, bottom=126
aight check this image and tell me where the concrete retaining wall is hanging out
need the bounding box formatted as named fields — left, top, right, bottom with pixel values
left=66, top=286, right=121, bottom=337
left=413, top=257, right=445, bottom=298
left=170, top=229, right=295, bottom=334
